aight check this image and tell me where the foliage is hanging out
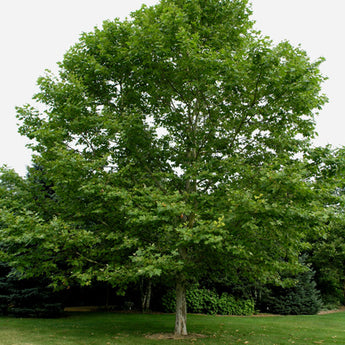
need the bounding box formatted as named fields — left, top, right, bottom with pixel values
left=217, top=293, right=255, bottom=316
left=0, top=263, right=11, bottom=315
left=162, top=287, right=254, bottom=315
left=259, top=261, right=322, bottom=315
left=0, top=263, right=63, bottom=318
left=187, top=288, right=219, bottom=315
left=1, top=0, right=329, bottom=335
left=309, top=214, right=345, bottom=306
left=303, top=147, right=345, bottom=306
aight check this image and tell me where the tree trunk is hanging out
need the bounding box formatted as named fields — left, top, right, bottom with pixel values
left=175, top=280, right=187, bottom=336
left=140, top=278, right=152, bottom=312
left=105, top=284, right=110, bottom=309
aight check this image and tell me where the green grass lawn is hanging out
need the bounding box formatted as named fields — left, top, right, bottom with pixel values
left=1, top=311, right=345, bottom=345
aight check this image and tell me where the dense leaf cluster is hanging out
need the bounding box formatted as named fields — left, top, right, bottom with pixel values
left=162, top=286, right=254, bottom=315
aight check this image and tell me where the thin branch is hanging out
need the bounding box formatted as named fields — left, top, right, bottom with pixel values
left=76, top=251, right=102, bottom=265
left=227, top=69, right=263, bottom=152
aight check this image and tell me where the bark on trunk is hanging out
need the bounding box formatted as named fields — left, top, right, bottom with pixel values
left=175, top=280, right=187, bottom=336
left=140, top=278, right=152, bottom=312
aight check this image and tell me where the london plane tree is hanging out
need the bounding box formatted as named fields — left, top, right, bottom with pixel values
left=1, top=0, right=328, bottom=336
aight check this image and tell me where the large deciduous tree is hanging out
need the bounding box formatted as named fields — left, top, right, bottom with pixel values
left=1, top=0, right=328, bottom=335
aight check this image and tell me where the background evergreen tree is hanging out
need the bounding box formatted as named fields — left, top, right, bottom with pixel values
left=0, top=263, right=64, bottom=318
left=0, top=262, right=11, bottom=315
left=259, top=259, right=322, bottom=315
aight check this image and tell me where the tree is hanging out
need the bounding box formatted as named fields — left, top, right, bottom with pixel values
left=303, top=147, right=345, bottom=305
left=259, top=261, right=322, bottom=315
left=0, top=262, right=64, bottom=318
left=1, top=0, right=327, bottom=335
left=0, top=169, right=65, bottom=317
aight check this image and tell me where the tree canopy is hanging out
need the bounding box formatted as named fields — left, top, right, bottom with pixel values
left=0, top=0, right=330, bottom=335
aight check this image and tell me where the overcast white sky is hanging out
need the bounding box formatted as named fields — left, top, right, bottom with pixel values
left=1, top=0, right=344, bottom=176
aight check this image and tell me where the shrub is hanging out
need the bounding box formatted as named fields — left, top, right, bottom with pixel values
left=188, top=288, right=219, bottom=314
left=218, top=293, right=255, bottom=316
left=161, top=289, right=176, bottom=313
left=162, top=287, right=254, bottom=315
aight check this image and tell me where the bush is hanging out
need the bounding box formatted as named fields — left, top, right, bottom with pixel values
left=162, top=287, right=254, bottom=315
left=187, top=288, right=219, bottom=314
left=161, top=289, right=176, bottom=313
left=218, top=293, right=255, bottom=316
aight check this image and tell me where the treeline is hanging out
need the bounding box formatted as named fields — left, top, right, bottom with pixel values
left=0, top=256, right=335, bottom=317
left=2, top=145, right=345, bottom=317
left=1, top=150, right=345, bottom=318
left=1, top=148, right=345, bottom=317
